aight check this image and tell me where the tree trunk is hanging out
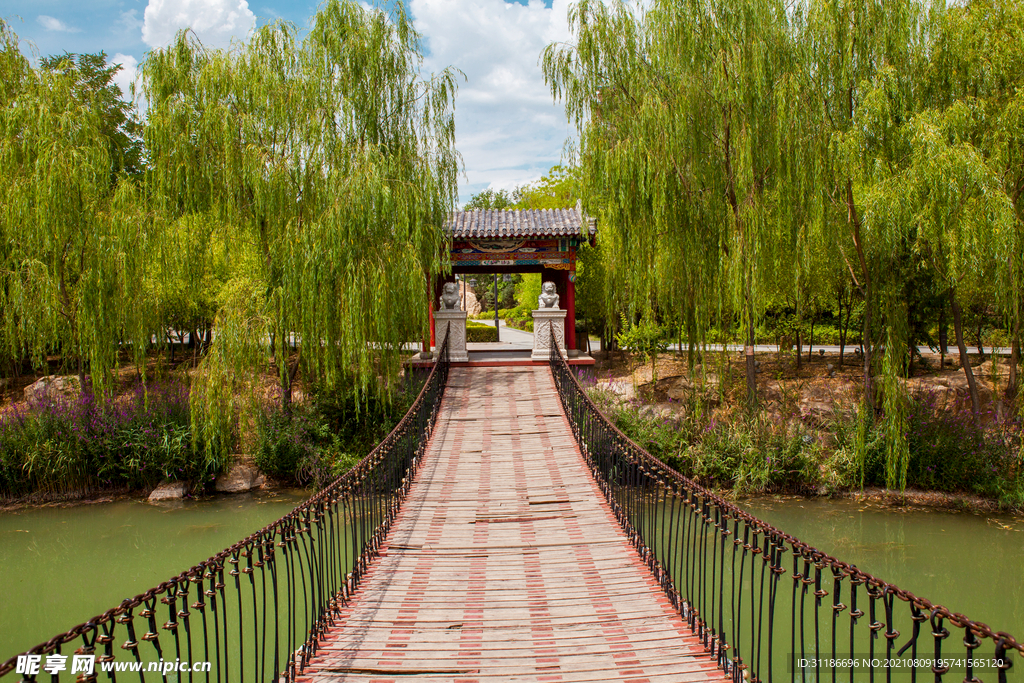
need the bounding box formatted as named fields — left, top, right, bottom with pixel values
left=939, top=303, right=947, bottom=370
left=281, top=349, right=302, bottom=412
left=950, top=292, right=981, bottom=419
left=745, top=325, right=756, bottom=409
left=838, top=291, right=845, bottom=368
left=77, top=355, right=87, bottom=395
left=808, top=315, right=815, bottom=362
left=863, top=283, right=874, bottom=411
left=795, top=327, right=802, bottom=370
left=744, top=270, right=756, bottom=407
left=1007, top=313, right=1019, bottom=399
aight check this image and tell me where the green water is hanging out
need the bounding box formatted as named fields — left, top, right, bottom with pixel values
left=738, top=496, right=1024, bottom=638
left=2, top=491, right=1022, bottom=679
left=0, top=490, right=308, bottom=661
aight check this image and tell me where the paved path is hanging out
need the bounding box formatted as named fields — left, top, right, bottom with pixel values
left=298, top=367, right=721, bottom=683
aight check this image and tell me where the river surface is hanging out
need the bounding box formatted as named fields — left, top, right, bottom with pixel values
left=0, top=490, right=308, bottom=660
left=2, top=492, right=1022, bottom=667
left=738, top=496, right=1024, bottom=639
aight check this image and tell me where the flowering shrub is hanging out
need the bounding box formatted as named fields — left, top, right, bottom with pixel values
left=0, top=381, right=218, bottom=496
left=900, top=393, right=1021, bottom=498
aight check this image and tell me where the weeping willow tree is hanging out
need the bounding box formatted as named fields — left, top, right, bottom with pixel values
left=803, top=0, right=931, bottom=417
left=139, top=0, right=459, bottom=455
left=0, top=21, right=154, bottom=391
left=543, top=0, right=809, bottom=406
left=926, top=0, right=1024, bottom=403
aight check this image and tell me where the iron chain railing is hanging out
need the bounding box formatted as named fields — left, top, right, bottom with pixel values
left=549, top=334, right=1021, bottom=683
left=1, top=328, right=451, bottom=682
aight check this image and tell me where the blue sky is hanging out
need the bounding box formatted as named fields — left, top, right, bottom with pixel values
left=3, top=0, right=573, bottom=205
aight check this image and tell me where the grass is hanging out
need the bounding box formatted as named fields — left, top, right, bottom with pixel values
left=585, top=380, right=1024, bottom=507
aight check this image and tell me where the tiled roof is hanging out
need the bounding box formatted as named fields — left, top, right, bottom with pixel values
left=445, top=208, right=596, bottom=239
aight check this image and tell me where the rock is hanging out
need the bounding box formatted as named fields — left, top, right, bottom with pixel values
left=462, top=288, right=483, bottom=316
left=600, top=379, right=635, bottom=401
left=667, top=377, right=693, bottom=400
left=826, top=363, right=836, bottom=378
left=149, top=481, right=188, bottom=501
left=24, top=375, right=81, bottom=406
left=215, top=462, right=266, bottom=494
left=667, top=374, right=718, bottom=401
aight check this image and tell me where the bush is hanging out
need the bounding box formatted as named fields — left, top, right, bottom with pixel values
left=588, top=389, right=820, bottom=495
left=466, top=321, right=498, bottom=342
left=587, top=382, right=1024, bottom=505
left=255, top=382, right=413, bottom=489
left=255, top=403, right=347, bottom=488
left=0, top=381, right=217, bottom=497
left=900, top=394, right=1020, bottom=497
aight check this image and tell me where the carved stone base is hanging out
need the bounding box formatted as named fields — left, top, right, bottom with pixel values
left=531, top=309, right=567, bottom=361
left=434, top=310, right=469, bottom=362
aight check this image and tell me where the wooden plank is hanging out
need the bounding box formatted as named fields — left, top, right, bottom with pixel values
left=297, top=367, right=724, bottom=683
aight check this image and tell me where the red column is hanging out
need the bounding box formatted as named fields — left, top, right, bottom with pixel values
left=426, top=274, right=434, bottom=352
left=565, top=270, right=576, bottom=352
left=429, top=276, right=445, bottom=349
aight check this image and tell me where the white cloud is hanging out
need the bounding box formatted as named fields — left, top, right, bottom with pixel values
left=410, top=0, right=575, bottom=204
left=37, top=15, right=82, bottom=33
left=142, top=0, right=256, bottom=49
left=109, top=53, right=139, bottom=102
left=118, top=9, right=145, bottom=34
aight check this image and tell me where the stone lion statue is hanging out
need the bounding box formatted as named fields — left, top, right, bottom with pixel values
left=440, top=281, right=460, bottom=310
left=538, top=281, right=560, bottom=309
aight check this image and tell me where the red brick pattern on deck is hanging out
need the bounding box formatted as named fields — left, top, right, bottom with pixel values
left=297, top=367, right=722, bottom=683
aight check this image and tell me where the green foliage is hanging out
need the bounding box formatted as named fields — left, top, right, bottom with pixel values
left=0, top=25, right=154, bottom=389
left=466, top=321, right=498, bottom=342
left=38, top=51, right=143, bottom=181
left=615, top=316, right=669, bottom=364
left=588, top=387, right=820, bottom=495
left=685, top=417, right=821, bottom=495
left=0, top=382, right=216, bottom=497
left=256, top=381, right=413, bottom=488
left=511, top=273, right=543, bottom=320
left=255, top=403, right=340, bottom=487
left=136, top=1, right=459, bottom=456
left=464, top=188, right=516, bottom=210
left=616, top=314, right=669, bottom=380
left=544, top=0, right=1024, bottom=488
left=589, top=385, right=1024, bottom=504
left=514, top=165, right=580, bottom=209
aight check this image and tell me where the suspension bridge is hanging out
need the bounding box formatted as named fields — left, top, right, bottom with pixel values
left=2, top=331, right=1020, bottom=682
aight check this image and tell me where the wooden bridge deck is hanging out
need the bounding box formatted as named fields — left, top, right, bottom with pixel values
left=298, top=367, right=723, bottom=683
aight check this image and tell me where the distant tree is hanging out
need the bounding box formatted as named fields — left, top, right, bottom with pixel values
left=464, top=188, right=516, bottom=210
left=515, top=165, right=580, bottom=209
left=39, top=51, right=143, bottom=181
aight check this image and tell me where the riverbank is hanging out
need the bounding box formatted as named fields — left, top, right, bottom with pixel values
left=589, top=348, right=1024, bottom=511
left=0, top=362, right=417, bottom=500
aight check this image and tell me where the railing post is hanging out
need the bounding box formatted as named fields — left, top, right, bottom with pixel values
left=543, top=325, right=1021, bottom=683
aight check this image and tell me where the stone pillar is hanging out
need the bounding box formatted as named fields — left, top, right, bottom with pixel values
left=433, top=309, right=469, bottom=362
left=532, top=309, right=567, bottom=361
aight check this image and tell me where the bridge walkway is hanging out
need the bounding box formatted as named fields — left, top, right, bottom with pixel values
left=298, top=366, right=722, bottom=682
